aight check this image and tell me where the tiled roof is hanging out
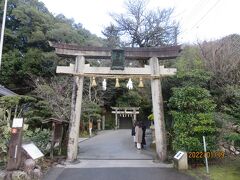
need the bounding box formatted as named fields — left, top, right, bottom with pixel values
left=0, top=85, right=17, bottom=96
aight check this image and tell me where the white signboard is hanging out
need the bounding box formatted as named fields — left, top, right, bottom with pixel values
left=174, top=151, right=185, bottom=160
left=12, top=118, right=23, bottom=128
left=22, top=143, right=44, bottom=160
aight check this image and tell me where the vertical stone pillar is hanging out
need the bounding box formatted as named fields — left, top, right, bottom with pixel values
left=67, top=56, right=85, bottom=162
left=102, top=115, right=105, bottom=130
left=133, top=108, right=137, bottom=123
left=115, top=109, right=118, bottom=129
left=150, top=57, right=167, bottom=161
left=97, top=119, right=101, bottom=130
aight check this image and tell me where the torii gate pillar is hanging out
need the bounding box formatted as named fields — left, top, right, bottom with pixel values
left=150, top=57, right=167, bottom=161
left=67, top=56, right=85, bottom=162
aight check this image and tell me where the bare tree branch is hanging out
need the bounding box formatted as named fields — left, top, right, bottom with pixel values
left=107, top=0, right=178, bottom=47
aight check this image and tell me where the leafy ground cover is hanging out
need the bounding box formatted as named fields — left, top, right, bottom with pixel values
left=186, top=156, right=240, bottom=180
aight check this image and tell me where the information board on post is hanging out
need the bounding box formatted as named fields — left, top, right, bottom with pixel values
left=12, top=118, right=23, bottom=128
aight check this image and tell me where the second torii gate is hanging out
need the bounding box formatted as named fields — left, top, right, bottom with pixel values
left=50, top=42, right=181, bottom=162
left=111, top=107, right=140, bottom=129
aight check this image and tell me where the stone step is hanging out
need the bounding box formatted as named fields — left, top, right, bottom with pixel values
left=56, top=160, right=173, bottom=168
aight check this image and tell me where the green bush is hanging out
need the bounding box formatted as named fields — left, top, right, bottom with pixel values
left=80, top=130, right=89, bottom=137
left=224, top=133, right=240, bottom=143
left=0, top=126, right=10, bottom=166
left=222, top=85, right=240, bottom=121
left=24, top=128, right=51, bottom=154
left=169, top=86, right=217, bottom=152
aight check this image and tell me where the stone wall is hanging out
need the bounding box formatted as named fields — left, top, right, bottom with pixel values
left=219, top=123, right=240, bottom=156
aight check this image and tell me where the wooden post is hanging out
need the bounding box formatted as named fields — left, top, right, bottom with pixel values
left=58, top=124, right=64, bottom=156
left=7, top=119, right=24, bottom=170
left=50, top=122, right=55, bottom=159
left=67, top=56, right=85, bottom=162
left=150, top=57, right=167, bottom=161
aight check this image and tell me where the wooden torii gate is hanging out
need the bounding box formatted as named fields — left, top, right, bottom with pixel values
left=50, top=42, right=181, bottom=162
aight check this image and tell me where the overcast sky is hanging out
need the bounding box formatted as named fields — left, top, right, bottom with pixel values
left=39, top=0, right=240, bottom=44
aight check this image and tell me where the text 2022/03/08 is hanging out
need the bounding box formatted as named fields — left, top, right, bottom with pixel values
left=188, top=151, right=225, bottom=158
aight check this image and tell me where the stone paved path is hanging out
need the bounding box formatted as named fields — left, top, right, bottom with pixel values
left=78, top=129, right=155, bottom=160
left=44, top=167, right=195, bottom=180
left=43, top=130, right=195, bottom=180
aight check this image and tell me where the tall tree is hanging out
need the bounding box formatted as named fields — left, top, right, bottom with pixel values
left=199, top=34, right=240, bottom=88
left=33, top=76, right=72, bottom=121
left=107, top=0, right=178, bottom=47
left=0, top=0, right=104, bottom=91
left=102, top=23, right=121, bottom=48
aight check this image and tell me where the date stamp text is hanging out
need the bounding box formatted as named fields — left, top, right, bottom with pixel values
left=188, top=151, right=224, bottom=158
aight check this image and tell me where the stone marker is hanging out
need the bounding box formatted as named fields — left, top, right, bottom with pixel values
left=97, top=119, right=101, bottom=130
left=173, top=151, right=188, bottom=170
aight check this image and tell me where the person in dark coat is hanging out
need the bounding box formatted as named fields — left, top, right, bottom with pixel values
left=131, top=122, right=136, bottom=146
left=141, top=122, right=146, bottom=148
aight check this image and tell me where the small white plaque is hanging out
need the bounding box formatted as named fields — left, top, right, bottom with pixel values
left=22, top=143, right=44, bottom=160
left=174, top=151, right=185, bottom=160
left=12, top=118, right=23, bottom=128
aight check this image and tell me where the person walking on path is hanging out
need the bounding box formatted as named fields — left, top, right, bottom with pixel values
left=89, top=120, right=93, bottom=137
left=135, top=121, right=143, bottom=150
left=141, top=122, right=146, bottom=149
